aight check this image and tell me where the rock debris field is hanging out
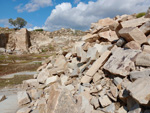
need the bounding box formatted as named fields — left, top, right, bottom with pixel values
left=2, top=13, right=150, bottom=113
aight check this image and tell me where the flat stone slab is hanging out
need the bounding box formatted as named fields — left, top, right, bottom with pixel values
left=103, top=48, right=140, bottom=77
left=127, top=77, right=150, bottom=105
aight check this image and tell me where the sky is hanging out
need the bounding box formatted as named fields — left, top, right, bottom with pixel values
left=0, top=0, right=150, bottom=31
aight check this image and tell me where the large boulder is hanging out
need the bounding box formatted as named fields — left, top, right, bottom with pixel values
left=119, top=27, right=147, bottom=45
left=103, top=48, right=140, bottom=77
left=127, top=77, right=150, bottom=105
left=120, top=18, right=150, bottom=28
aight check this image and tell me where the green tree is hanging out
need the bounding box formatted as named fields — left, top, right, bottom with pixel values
left=9, top=17, right=27, bottom=29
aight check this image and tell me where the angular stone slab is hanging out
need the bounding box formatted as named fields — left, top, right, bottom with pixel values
left=127, top=77, right=150, bottom=105
left=86, top=50, right=111, bottom=77
left=103, top=48, right=140, bottom=77
left=119, top=27, right=147, bottom=45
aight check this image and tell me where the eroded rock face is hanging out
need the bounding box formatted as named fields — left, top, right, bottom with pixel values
left=103, top=48, right=140, bottom=76
left=127, top=77, right=150, bottom=105
left=7, top=28, right=30, bottom=53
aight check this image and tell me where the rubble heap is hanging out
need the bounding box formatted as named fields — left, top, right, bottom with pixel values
left=17, top=14, right=150, bottom=113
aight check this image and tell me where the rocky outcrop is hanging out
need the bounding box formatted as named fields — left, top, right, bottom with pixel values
left=17, top=14, right=150, bottom=113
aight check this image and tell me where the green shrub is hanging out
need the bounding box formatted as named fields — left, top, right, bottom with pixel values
left=34, top=29, right=44, bottom=31
left=136, top=12, right=146, bottom=18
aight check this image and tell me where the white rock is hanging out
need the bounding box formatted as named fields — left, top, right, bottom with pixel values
left=17, top=91, right=30, bottom=106
left=99, top=95, right=112, bottom=107
left=45, top=76, right=58, bottom=86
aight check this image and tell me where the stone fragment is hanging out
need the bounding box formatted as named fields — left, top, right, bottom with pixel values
left=28, top=88, right=39, bottom=100
left=76, top=46, right=87, bottom=62
left=99, top=30, right=118, bottom=42
left=104, top=48, right=139, bottom=76
left=113, top=77, right=123, bottom=86
left=61, top=75, right=68, bottom=86
left=116, top=38, right=126, bottom=47
left=17, top=107, right=31, bottom=113
left=17, top=91, right=30, bottom=106
left=86, top=47, right=99, bottom=60
left=102, top=103, right=115, bottom=113
left=82, top=34, right=99, bottom=42
left=110, top=85, right=118, bottom=98
left=128, top=108, right=141, bottom=113
left=135, top=52, right=150, bottom=67
left=130, top=69, right=150, bottom=81
left=54, top=55, right=67, bottom=69
left=93, top=72, right=103, bottom=83
left=99, top=95, right=112, bottom=107
left=81, top=75, right=92, bottom=84
left=98, top=18, right=118, bottom=27
left=86, top=50, right=111, bottom=77
left=117, top=106, right=127, bottom=113
left=121, top=17, right=150, bottom=28
left=38, top=98, right=47, bottom=113
left=37, top=69, right=49, bottom=84
left=23, top=79, right=39, bottom=88
left=47, top=84, right=80, bottom=113
left=142, top=45, right=150, bottom=54
left=45, top=76, right=58, bottom=86
left=127, top=77, right=150, bottom=105
left=119, top=27, right=147, bottom=45
left=140, top=21, right=150, bottom=35
left=65, top=52, right=72, bottom=59
left=90, top=96, right=100, bottom=109
left=94, top=43, right=112, bottom=56
left=0, top=95, right=6, bottom=102
left=124, top=41, right=141, bottom=50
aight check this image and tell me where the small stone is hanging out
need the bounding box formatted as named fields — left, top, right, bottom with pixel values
left=139, top=21, right=150, bottom=35
left=117, top=106, right=127, bottom=113
left=93, top=72, right=103, bottom=83
left=61, top=75, right=68, bottom=86
left=17, top=91, right=31, bottom=106
left=110, top=85, right=118, bottom=98
left=99, top=95, right=112, bottom=107
left=45, top=76, right=58, bottom=86
left=81, top=75, right=92, bottom=84
left=124, top=41, right=141, bottom=50
left=96, top=85, right=102, bottom=91
left=113, top=77, right=123, bottom=86
left=142, top=45, right=150, bottom=54
left=0, top=95, right=6, bottom=102
left=17, top=107, right=31, bottom=113
left=116, top=38, right=126, bottom=47
left=90, top=96, right=100, bottom=109
left=102, top=103, right=115, bottom=113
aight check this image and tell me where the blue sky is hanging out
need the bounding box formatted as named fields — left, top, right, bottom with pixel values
left=0, top=0, right=150, bottom=31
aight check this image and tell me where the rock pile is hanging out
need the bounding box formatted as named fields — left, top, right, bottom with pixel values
left=17, top=14, right=150, bottom=113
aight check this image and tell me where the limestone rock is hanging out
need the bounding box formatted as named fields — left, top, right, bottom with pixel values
left=135, top=52, right=150, bottom=67
left=99, top=95, right=112, bottom=107
left=124, top=41, right=141, bottom=50
left=17, top=91, right=31, bottom=106
left=47, top=84, right=81, bottom=113
left=81, top=75, right=92, bottom=84
left=120, top=17, right=150, bottom=28
left=139, top=21, right=150, bottom=35
left=45, top=76, right=58, bottom=86
left=127, top=77, right=150, bottom=105
left=23, top=79, right=39, bottom=88
left=102, top=103, right=115, bottom=113
left=37, top=69, right=49, bottom=84
left=142, top=45, right=150, bottom=54
left=99, top=30, right=118, bottom=42
left=54, top=55, right=67, bottom=69
left=116, top=38, right=126, bottom=47
left=90, top=96, right=100, bottom=109
left=104, top=48, right=140, bottom=77
left=38, top=98, right=47, bottom=113
left=86, top=47, right=99, bottom=60
left=130, top=69, right=150, bottom=81
left=119, top=27, right=147, bottom=45
left=17, top=107, right=31, bottom=113
left=113, top=77, right=123, bottom=86
left=86, top=50, right=111, bottom=77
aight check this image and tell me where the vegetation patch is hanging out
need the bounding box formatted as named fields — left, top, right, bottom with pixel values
left=136, top=12, right=146, bottom=18
left=0, top=75, right=33, bottom=88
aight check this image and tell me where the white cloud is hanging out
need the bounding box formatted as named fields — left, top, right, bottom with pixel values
left=44, top=0, right=150, bottom=31
left=0, top=19, right=10, bottom=27
left=15, top=0, right=52, bottom=12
